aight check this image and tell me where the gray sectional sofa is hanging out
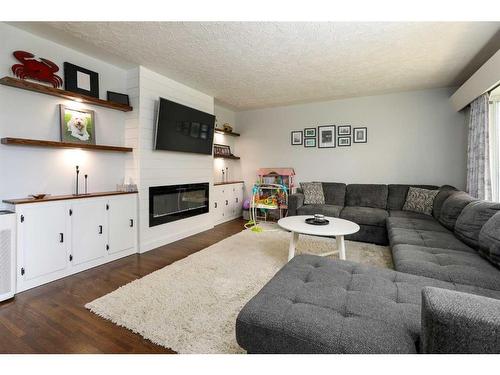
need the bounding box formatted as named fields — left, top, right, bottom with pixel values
left=236, top=183, right=500, bottom=353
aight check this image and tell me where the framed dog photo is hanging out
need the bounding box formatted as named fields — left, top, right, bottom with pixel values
left=338, top=125, right=351, bottom=136
left=338, top=136, right=351, bottom=147
left=318, top=125, right=336, bottom=148
left=59, top=105, right=96, bottom=145
left=291, top=131, right=303, bottom=145
left=353, top=127, right=367, bottom=143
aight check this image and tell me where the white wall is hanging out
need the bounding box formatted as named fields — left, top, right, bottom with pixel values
left=213, top=104, right=242, bottom=184
left=129, top=67, right=215, bottom=253
left=237, top=87, right=467, bottom=196
left=0, top=23, right=128, bottom=208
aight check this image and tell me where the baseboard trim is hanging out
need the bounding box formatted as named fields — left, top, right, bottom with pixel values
left=139, top=223, right=215, bottom=253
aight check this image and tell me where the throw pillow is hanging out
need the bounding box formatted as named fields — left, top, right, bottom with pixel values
left=402, top=187, right=439, bottom=216
left=300, top=182, right=325, bottom=205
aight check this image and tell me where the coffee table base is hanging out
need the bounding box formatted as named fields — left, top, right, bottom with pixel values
left=287, top=231, right=347, bottom=261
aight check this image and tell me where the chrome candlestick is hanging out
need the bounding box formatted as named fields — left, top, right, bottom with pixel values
left=84, top=174, right=88, bottom=195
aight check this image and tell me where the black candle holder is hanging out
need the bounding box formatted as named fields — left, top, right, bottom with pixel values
left=75, top=165, right=80, bottom=196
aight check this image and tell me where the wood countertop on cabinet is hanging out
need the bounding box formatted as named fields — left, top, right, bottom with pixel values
left=3, top=191, right=138, bottom=205
left=213, top=181, right=244, bottom=186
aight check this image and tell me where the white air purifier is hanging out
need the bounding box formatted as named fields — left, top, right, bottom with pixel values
left=0, top=211, right=16, bottom=302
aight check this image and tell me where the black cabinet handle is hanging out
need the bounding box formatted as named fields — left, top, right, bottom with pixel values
left=130, top=219, right=134, bottom=227
left=98, top=225, right=103, bottom=234
left=214, top=202, right=218, bottom=208
left=236, top=197, right=239, bottom=203
left=59, top=233, right=64, bottom=243
left=225, top=200, right=228, bottom=206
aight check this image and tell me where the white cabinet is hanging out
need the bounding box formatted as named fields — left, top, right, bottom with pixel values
left=12, top=193, right=137, bottom=292
left=16, top=202, right=68, bottom=285
left=108, top=195, right=136, bottom=254
left=212, top=183, right=244, bottom=224
left=70, top=199, right=107, bottom=266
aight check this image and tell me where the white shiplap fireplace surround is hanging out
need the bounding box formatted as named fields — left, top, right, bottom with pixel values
left=125, top=66, right=215, bottom=253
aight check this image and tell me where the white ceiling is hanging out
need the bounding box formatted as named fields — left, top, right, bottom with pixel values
left=11, top=22, right=500, bottom=110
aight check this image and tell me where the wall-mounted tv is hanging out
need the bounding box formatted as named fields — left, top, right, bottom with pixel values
left=154, top=97, right=215, bottom=155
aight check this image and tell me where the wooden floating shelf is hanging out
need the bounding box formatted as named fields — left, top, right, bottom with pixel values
left=214, top=154, right=240, bottom=160
left=1, top=137, right=133, bottom=153
left=214, top=128, right=240, bottom=137
left=0, top=77, right=133, bottom=112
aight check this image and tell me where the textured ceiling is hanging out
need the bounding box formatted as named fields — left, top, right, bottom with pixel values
left=11, top=22, right=500, bottom=110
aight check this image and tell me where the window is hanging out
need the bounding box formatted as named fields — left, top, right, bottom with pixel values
left=490, top=88, right=500, bottom=201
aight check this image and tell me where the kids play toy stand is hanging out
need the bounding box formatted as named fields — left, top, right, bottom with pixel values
left=245, top=182, right=288, bottom=232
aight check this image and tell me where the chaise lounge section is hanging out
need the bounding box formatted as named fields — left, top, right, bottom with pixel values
left=236, top=182, right=500, bottom=353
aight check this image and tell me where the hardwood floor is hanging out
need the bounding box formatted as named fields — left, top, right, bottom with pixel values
left=0, top=219, right=246, bottom=353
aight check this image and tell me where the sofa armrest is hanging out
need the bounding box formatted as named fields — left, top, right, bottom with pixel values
left=421, top=287, right=500, bottom=353
left=288, top=193, right=305, bottom=216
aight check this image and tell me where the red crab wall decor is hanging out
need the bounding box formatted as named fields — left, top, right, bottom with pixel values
left=11, top=50, right=63, bottom=88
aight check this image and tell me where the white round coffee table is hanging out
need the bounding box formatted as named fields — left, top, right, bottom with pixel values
left=277, top=215, right=360, bottom=261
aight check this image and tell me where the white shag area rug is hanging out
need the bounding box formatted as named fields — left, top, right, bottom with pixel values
left=86, top=226, right=392, bottom=353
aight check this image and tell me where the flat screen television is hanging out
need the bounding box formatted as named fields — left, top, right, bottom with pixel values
left=154, top=97, right=215, bottom=155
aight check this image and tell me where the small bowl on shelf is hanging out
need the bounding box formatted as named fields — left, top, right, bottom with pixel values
left=29, top=194, right=49, bottom=200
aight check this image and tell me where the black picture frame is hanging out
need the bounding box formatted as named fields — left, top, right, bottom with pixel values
left=338, top=136, right=351, bottom=147
left=353, top=127, right=368, bottom=143
left=338, top=125, right=351, bottom=136
left=304, top=138, right=316, bottom=148
left=318, top=125, right=336, bottom=148
left=107, top=91, right=130, bottom=106
left=64, top=62, right=99, bottom=98
left=304, top=127, right=316, bottom=138
left=291, top=131, right=303, bottom=145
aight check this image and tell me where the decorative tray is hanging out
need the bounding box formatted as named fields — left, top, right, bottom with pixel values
left=305, top=218, right=330, bottom=226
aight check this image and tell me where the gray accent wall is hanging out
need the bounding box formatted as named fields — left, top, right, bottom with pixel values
left=236, top=88, right=467, bottom=196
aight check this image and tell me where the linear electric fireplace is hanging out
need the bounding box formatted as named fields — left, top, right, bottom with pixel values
left=149, top=183, right=209, bottom=227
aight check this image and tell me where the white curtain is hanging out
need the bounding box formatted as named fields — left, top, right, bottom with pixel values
left=466, top=93, right=492, bottom=200
left=490, top=97, right=500, bottom=201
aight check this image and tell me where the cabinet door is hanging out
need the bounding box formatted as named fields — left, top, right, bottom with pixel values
left=234, top=183, right=244, bottom=217
left=222, top=188, right=233, bottom=220
left=108, top=195, right=136, bottom=254
left=19, top=203, right=68, bottom=281
left=212, top=187, right=222, bottom=223
left=70, top=199, right=107, bottom=266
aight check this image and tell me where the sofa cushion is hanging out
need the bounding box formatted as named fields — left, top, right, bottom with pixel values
left=297, top=204, right=343, bottom=218
left=454, top=201, right=500, bottom=249
left=389, top=210, right=435, bottom=221
left=438, top=192, right=477, bottom=230
left=340, top=206, right=388, bottom=227
left=236, top=255, right=500, bottom=354
left=387, top=184, right=438, bottom=211
left=478, top=212, right=500, bottom=268
left=321, top=182, right=346, bottom=206
left=300, top=182, right=325, bottom=205
left=386, top=217, right=449, bottom=233
left=432, top=185, right=457, bottom=220
left=387, top=227, right=475, bottom=253
left=392, top=244, right=500, bottom=291
left=345, top=184, right=388, bottom=209
left=402, top=187, right=439, bottom=216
